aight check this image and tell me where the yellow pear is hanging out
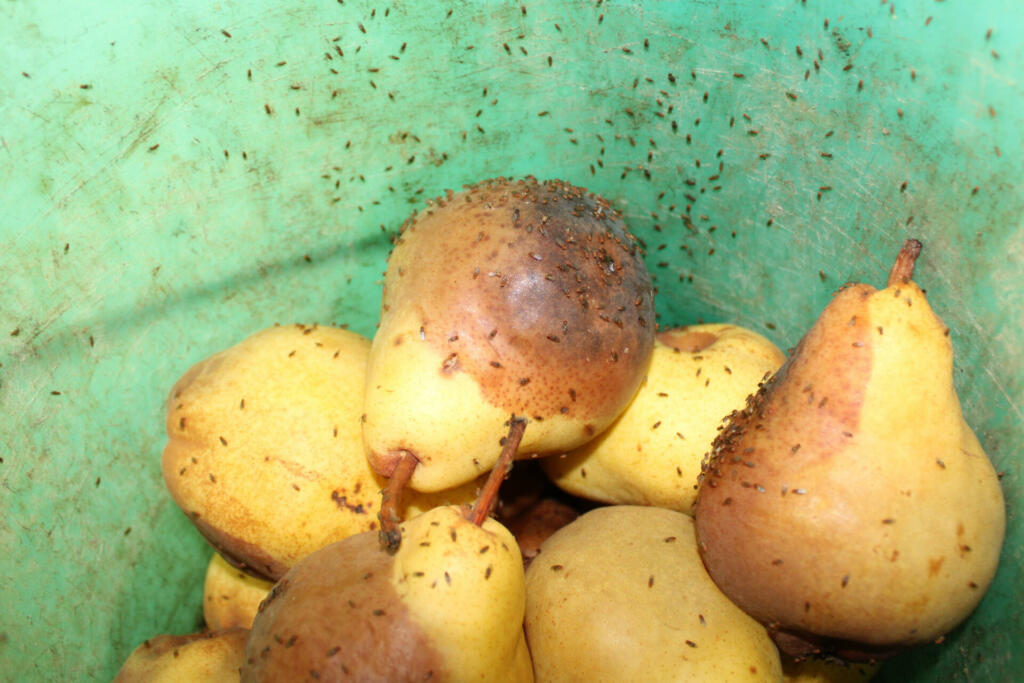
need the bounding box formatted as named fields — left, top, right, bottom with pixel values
left=242, top=505, right=533, bottom=682
left=695, top=240, right=1006, bottom=657
left=782, top=654, right=880, bottom=682
left=162, top=324, right=478, bottom=580
left=362, top=177, right=654, bottom=542
left=114, top=628, right=248, bottom=682
left=524, top=505, right=782, bottom=681
left=544, top=324, right=784, bottom=511
left=203, top=551, right=274, bottom=630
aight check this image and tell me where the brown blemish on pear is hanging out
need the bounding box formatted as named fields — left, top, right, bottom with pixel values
left=370, top=177, right=655, bottom=547
left=770, top=628, right=904, bottom=663
left=382, top=176, right=654, bottom=422
left=699, top=292, right=872, bottom=482
left=695, top=239, right=1004, bottom=656
left=189, top=512, right=287, bottom=582
left=241, top=531, right=445, bottom=681
left=657, top=328, right=719, bottom=353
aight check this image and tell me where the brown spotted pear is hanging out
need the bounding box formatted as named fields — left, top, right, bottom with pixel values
left=241, top=505, right=533, bottom=682
left=363, top=177, right=654, bottom=543
left=695, top=239, right=1005, bottom=658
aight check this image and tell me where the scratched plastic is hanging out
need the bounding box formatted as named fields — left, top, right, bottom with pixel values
left=0, top=0, right=1020, bottom=680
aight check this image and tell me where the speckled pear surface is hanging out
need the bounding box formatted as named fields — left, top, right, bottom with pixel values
left=202, top=552, right=273, bottom=631
left=525, top=505, right=782, bottom=682
left=364, top=177, right=654, bottom=492
left=114, top=628, right=249, bottom=682
left=242, top=505, right=532, bottom=682
left=544, top=324, right=785, bottom=511
left=162, top=324, right=478, bottom=579
left=3, top=2, right=1021, bottom=680
left=695, top=242, right=1005, bottom=656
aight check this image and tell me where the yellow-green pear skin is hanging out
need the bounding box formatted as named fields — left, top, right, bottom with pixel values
left=203, top=551, right=274, bottom=631
left=543, top=324, right=785, bottom=511
left=695, top=241, right=1006, bottom=656
left=162, top=324, right=478, bottom=580
left=364, top=177, right=655, bottom=492
left=113, top=628, right=248, bottom=682
left=242, top=505, right=532, bottom=682
left=782, top=655, right=880, bottom=682
left=391, top=506, right=533, bottom=681
left=524, top=505, right=783, bottom=682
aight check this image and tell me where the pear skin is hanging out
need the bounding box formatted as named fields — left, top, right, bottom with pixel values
left=503, top=497, right=581, bottom=568
left=363, top=177, right=655, bottom=494
left=163, top=324, right=478, bottom=580
left=782, top=654, right=880, bottom=682
left=203, top=551, right=274, bottom=631
left=390, top=506, right=533, bottom=681
left=543, top=324, right=785, bottom=511
left=695, top=240, right=1006, bottom=655
left=114, top=628, right=248, bottom=682
left=242, top=505, right=532, bottom=682
left=524, top=505, right=783, bottom=682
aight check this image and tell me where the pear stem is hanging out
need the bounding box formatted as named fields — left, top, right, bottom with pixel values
left=469, top=417, right=527, bottom=527
left=378, top=451, right=419, bottom=553
left=887, top=238, right=923, bottom=287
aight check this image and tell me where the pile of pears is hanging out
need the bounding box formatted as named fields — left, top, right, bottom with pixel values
left=117, top=177, right=1004, bottom=682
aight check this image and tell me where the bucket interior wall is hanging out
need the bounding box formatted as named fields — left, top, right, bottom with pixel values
left=1, top=0, right=1020, bottom=679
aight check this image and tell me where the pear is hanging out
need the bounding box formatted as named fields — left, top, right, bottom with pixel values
left=163, top=324, right=478, bottom=580
left=544, top=324, right=785, bottom=511
left=362, top=177, right=654, bottom=542
left=781, top=654, right=880, bottom=682
left=114, top=628, right=248, bottom=682
left=695, top=239, right=1006, bottom=657
left=504, top=496, right=581, bottom=568
left=203, top=551, right=274, bottom=630
left=241, top=505, right=533, bottom=682
left=524, top=505, right=783, bottom=681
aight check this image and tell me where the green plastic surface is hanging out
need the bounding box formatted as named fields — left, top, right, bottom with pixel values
left=1, top=0, right=1020, bottom=680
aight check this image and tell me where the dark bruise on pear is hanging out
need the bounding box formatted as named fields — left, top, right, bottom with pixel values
left=376, top=176, right=655, bottom=546
left=241, top=532, right=446, bottom=682
left=698, top=238, right=926, bottom=498
left=189, top=510, right=289, bottom=582
left=694, top=244, right=926, bottom=661
left=697, top=238, right=926, bottom=499
left=694, top=238, right=1004, bottom=661
left=383, top=175, right=654, bottom=425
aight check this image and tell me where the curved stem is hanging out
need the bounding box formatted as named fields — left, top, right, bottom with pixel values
left=469, top=417, right=527, bottom=527
left=378, top=451, right=419, bottom=553
left=887, top=238, right=923, bottom=287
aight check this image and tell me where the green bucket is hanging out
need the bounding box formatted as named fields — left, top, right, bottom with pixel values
left=2, top=0, right=1020, bottom=680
